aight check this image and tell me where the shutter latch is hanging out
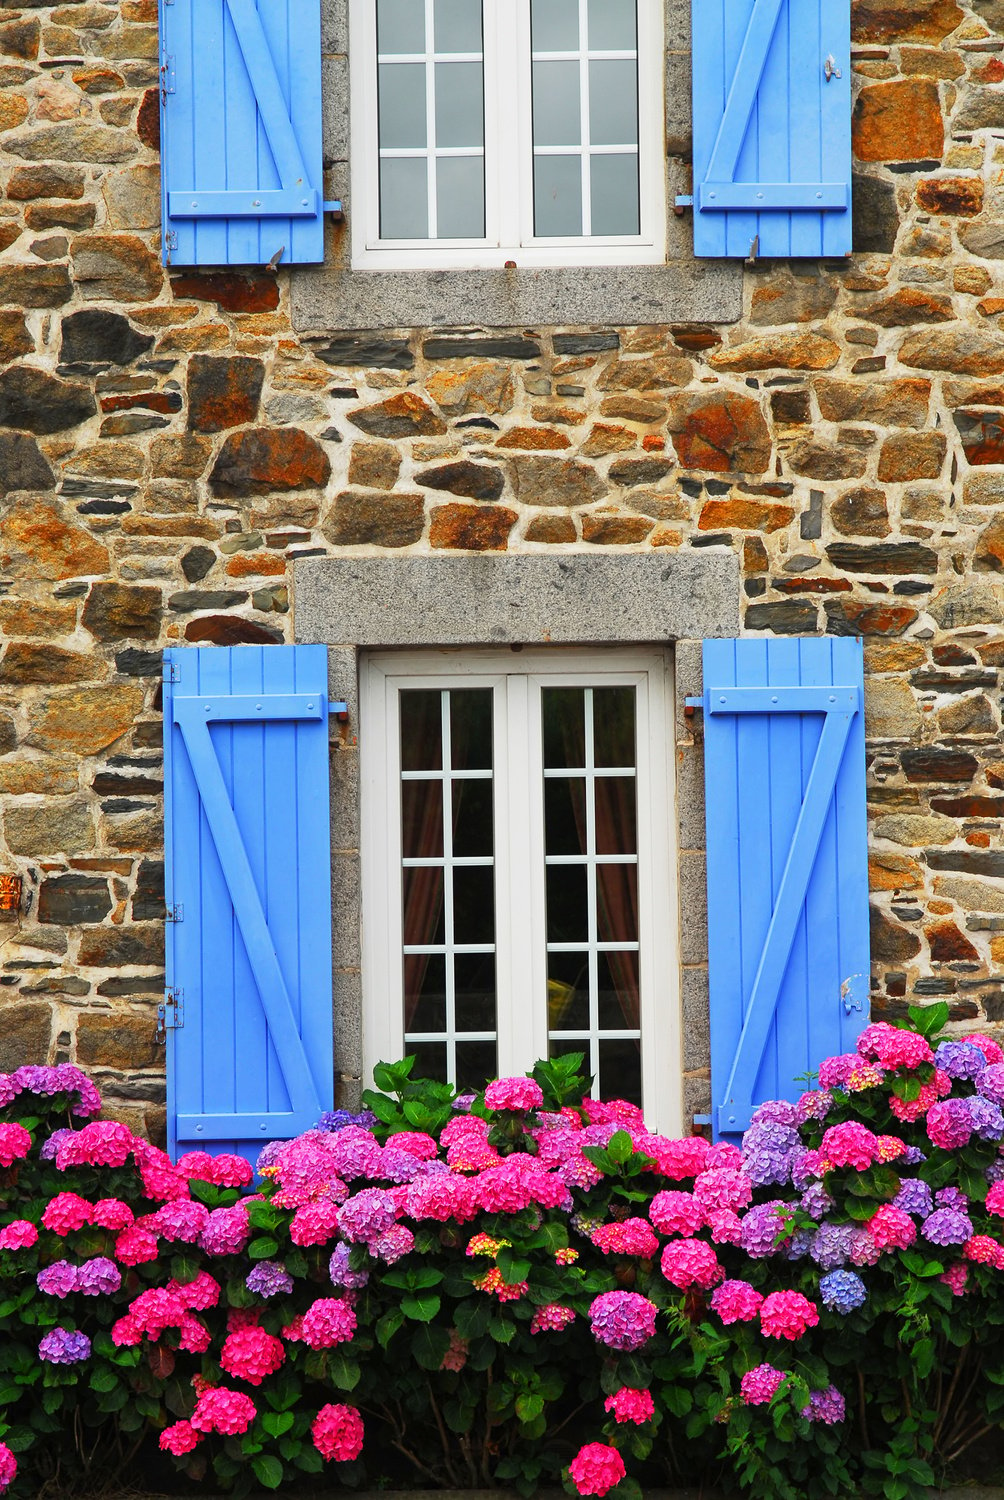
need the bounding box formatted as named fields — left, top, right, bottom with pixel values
left=841, top=974, right=864, bottom=1016
left=156, top=988, right=185, bottom=1043
left=824, top=54, right=842, bottom=81
left=160, top=52, right=175, bottom=101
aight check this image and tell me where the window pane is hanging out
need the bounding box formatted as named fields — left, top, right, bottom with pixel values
left=380, top=157, right=429, bottom=239
left=435, top=61, right=484, bottom=146
left=437, top=157, right=486, bottom=238
left=593, top=686, right=634, bottom=768
left=378, top=0, right=425, bottom=53
left=455, top=952, right=496, bottom=1030
left=379, top=62, right=427, bottom=147
left=401, top=690, right=442, bottom=770
left=451, top=689, right=492, bottom=770
left=590, top=155, right=640, bottom=235
left=598, top=1038, right=642, bottom=1105
left=403, top=865, right=445, bottom=946
left=544, top=777, right=587, bottom=856
left=542, top=687, right=585, bottom=769
left=597, top=950, right=638, bottom=1028
left=402, top=779, right=444, bottom=859
left=406, top=1041, right=448, bottom=1080
left=455, top=1040, right=497, bottom=1091
left=531, top=0, right=579, bottom=50
left=405, top=953, right=447, bottom=1031
left=597, top=863, right=637, bottom=943
left=547, top=950, right=589, bottom=1028
left=587, top=0, right=636, bottom=50
left=588, top=60, right=637, bottom=145
left=534, top=154, right=582, bottom=236
left=546, top=863, right=588, bottom=942
left=454, top=864, right=494, bottom=944
left=434, top=0, right=483, bottom=51
left=452, top=777, right=493, bottom=857
left=594, top=778, right=636, bottom=856
left=532, top=60, right=580, bottom=146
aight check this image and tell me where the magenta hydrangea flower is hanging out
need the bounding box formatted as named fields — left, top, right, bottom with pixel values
left=0, top=1123, right=31, bottom=1167
left=484, top=1077, right=543, bottom=1112
left=154, top=1199, right=210, bottom=1244
left=0, top=1441, right=16, bottom=1493
left=820, top=1122, right=879, bottom=1171
left=710, top=1279, right=763, bottom=1324
left=868, top=1206, right=916, bottom=1252
left=312, top=1403, right=364, bottom=1462
left=0, top=1220, right=38, bottom=1251
left=78, top=1256, right=122, bottom=1296
left=588, top=1291, right=658, bottom=1351
left=568, top=1442, right=626, bottom=1498
left=39, top=1328, right=91, bottom=1364
left=530, top=1303, right=576, bottom=1333
left=37, top=1261, right=79, bottom=1298
left=759, top=1290, right=819, bottom=1340
left=660, top=1238, right=723, bottom=1291
left=604, top=1387, right=655, bottom=1425
left=301, top=1297, right=357, bottom=1349
left=649, top=1189, right=704, bottom=1237
left=927, top=1099, right=974, bottom=1151
left=591, top=1218, right=659, bottom=1258
left=191, top=1388, right=257, bottom=1436
left=159, top=1421, right=202, bottom=1456
left=693, top=1167, right=753, bottom=1214
left=220, top=1327, right=286, bottom=1385
left=740, top=1364, right=787, bottom=1406
left=856, top=1023, right=932, bottom=1070
left=42, top=1192, right=92, bottom=1235
left=55, top=1120, right=136, bottom=1169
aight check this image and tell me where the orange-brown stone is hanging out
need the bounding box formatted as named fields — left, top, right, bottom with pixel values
left=698, top=498, right=794, bottom=532
left=580, top=514, right=653, bottom=545
left=350, top=391, right=447, bottom=439
left=429, top=503, right=516, bottom=551
left=666, top=390, right=771, bottom=472
left=494, top=426, right=571, bottom=451
left=916, top=176, right=984, bottom=216
left=2, top=500, right=110, bottom=581
left=708, top=333, right=840, bottom=372
left=859, top=288, right=954, bottom=326
left=209, top=428, right=331, bottom=497
left=926, top=920, right=980, bottom=964
left=524, top=513, right=576, bottom=543
left=852, top=79, right=944, bottom=163
left=224, top=552, right=286, bottom=578
left=877, top=430, right=947, bottom=481
left=852, top=0, right=963, bottom=44
left=170, top=270, right=279, bottom=312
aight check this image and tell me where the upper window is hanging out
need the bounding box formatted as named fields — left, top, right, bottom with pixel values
left=349, top=0, right=667, bottom=269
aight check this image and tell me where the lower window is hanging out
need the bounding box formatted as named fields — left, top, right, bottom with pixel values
left=360, top=647, right=680, bottom=1128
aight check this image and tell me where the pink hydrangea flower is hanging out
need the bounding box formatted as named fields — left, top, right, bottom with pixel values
left=846, top=1061, right=885, bottom=1093
left=740, top=1364, right=788, bottom=1406
left=927, top=1100, right=974, bottom=1150
left=312, top=1403, right=364, bottom=1462
left=760, top=1291, right=819, bottom=1340
left=484, top=1077, right=544, bottom=1112
left=940, top=1262, right=968, bottom=1296
left=0, top=1441, right=16, bottom=1492
left=220, top=1327, right=286, bottom=1385
left=134, top=1142, right=191, bottom=1203
left=649, top=1189, right=704, bottom=1237
left=817, top=1054, right=857, bottom=1089
left=589, top=1291, right=657, bottom=1351
left=374, top=1224, right=414, bottom=1262
left=876, top=1135, right=907, bottom=1163
left=968, top=1032, right=1004, bottom=1066
left=178, top=1314, right=212, bottom=1353
left=986, top=1181, right=1004, bottom=1218
left=710, top=1279, right=763, bottom=1324
left=55, top=1120, right=135, bottom=1170
left=159, top=1420, right=202, bottom=1456
left=706, top=1209, right=743, bottom=1245
left=167, top=1270, right=221, bottom=1310
left=130, top=1287, right=188, bottom=1338
left=644, top=1135, right=709, bottom=1180
left=857, top=1023, right=933, bottom=1070
left=114, top=1226, right=159, bottom=1266
left=869, top=1205, right=917, bottom=1251
left=693, top=1168, right=753, bottom=1214
left=964, top=1235, right=1004, bottom=1268
left=660, top=1238, right=723, bottom=1291
left=111, top=1315, right=143, bottom=1347
left=0, top=1220, right=37, bottom=1250
left=889, top=1080, right=941, bottom=1124
left=191, top=1388, right=257, bottom=1436
left=302, top=1297, right=357, bottom=1349
left=448, top=1135, right=502, bottom=1171
left=820, top=1122, right=879, bottom=1171
left=42, top=1192, right=92, bottom=1235
left=604, top=1387, right=655, bottom=1425
left=440, top=1329, right=468, bottom=1371
left=385, top=1131, right=438, bottom=1159
left=0, top=1123, right=31, bottom=1167
left=568, top=1442, right=626, bottom=1498
left=530, top=1303, right=576, bottom=1333
left=290, top=1200, right=341, bottom=1246
left=91, top=1199, right=134, bottom=1231
left=591, top=1218, right=659, bottom=1258
left=153, top=1199, right=210, bottom=1244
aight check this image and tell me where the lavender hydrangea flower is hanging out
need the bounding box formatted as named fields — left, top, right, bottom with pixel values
left=978, top=1064, right=1004, bottom=1108
left=337, top=1188, right=397, bottom=1244
left=740, top=1201, right=792, bottom=1258
left=801, top=1386, right=846, bottom=1425
left=40, top=1129, right=75, bottom=1162
left=37, top=1262, right=79, bottom=1298
left=378, top=1148, right=425, bottom=1184
left=893, top=1179, right=933, bottom=1218
left=749, top=1100, right=799, bottom=1128
left=742, top=1122, right=801, bottom=1188
left=317, top=1109, right=377, bottom=1133
left=922, top=1208, right=973, bottom=1246
left=988, top=1159, right=1004, bottom=1186
left=795, top=1090, right=833, bottom=1125
left=329, top=1242, right=370, bottom=1289
left=900, top=1146, right=926, bottom=1166
left=935, top=1187, right=968, bottom=1212
left=934, top=1041, right=986, bottom=1082
left=968, top=1095, right=1004, bottom=1142
left=246, top=1261, right=294, bottom=1299
left=39, top=1329, right=91, bottom=1364
left=810, top=1222, right=856, bottom=1271
left=819, top=1270, right=866, bottom=1313
left=452, top=1093, right=477, bottom=1113
left=78, top=1257, right=121, bottom=1296
left=785, top=1228, right=813, bottom=1262
left=800, top=1183, right=834, bottom=1222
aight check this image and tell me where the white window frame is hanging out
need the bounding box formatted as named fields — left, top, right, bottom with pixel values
left=349, top=0, right=668, bottom=270
left=360, top=646, right=681, bottom=1133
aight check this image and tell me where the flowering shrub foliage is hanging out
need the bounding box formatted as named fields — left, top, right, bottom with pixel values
left=5, top=1014, right=1004, bottom=1497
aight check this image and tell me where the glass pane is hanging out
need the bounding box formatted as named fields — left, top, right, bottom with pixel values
left=588, top=60, right=637, bottom=144
left=546, top=863, right=588, bottom=942
left=543, top=688, right=585, bottom=769
left=454, top=952, right=496, bottom=1030
left=380, top=157, right=429, bottom=238
left=531, top=0, right=579, bottom=50
left=451, top=689, right=492, bottom=770
left=438, top=156, right=486, bottom=238
left=434, top=0, right=483, bottom=51
left=452, top=778, right=493, bottom=857
left=534, top=154, right=582, bottom=236
left=403, top=865, right=445, bottom=946
left=597, top=949, right=638, bottom=1028
left=405, top=953, right=447, bottom=1032
left=544, top=777, right=587, bottom=856
left=402, top=779, right=444, bottom=859
left=598, top=1038, right=642, bottom=1104
left=435, top=61, right=484, bottom=146
left=596, top=863, right=637, bottom=943
left=593, top=687, right=635, bottom=767
left=587, top=0, right=636, bottom=49
left=401, top=690, right=442, bottom=770
left=590, top=154, right=640, bottom=234
left=379, top=62, right=427, bottom=147
left=454, top=864, right=494, bottom=944
left=406, top=1041, right=448, bottom=1081
left=378, top=0, right=425, bottom=53
left=594, top=777, right=636, bottom=855
left=532, top=60, right=580, bottom=146
left=547, top=950, right=589, bottom=1028
left=456, top=1040, right=497, bottom=1091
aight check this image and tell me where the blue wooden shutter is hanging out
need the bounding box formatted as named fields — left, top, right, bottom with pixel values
left=702, top=638, right=869, bottom=1138
left=159, top=0, right=324, bottom=265
left=689, top=0, right=851, bottom=258
left=163, top=645, right=333, bottom=1161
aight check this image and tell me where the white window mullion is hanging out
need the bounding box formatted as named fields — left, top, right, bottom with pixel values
left=424, top=0, right=438, bottom=239
left=440, top=689, right=455, bottom=1079
left=578, top=0, right=591, bottom=236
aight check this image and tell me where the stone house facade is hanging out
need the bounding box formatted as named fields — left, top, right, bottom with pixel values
left=3, top=0, right=1004, bottom=1143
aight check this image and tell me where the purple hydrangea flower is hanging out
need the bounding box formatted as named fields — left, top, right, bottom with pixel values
left=820, top=1270, right=866, bottom=1313
left=800, top=1184, right=834, bottom=1222
left=329, top=1242, right=369, bottom=1289
left=988, top=1159, right=1004, bottom=1186
left=378, top=1148, right=425, bottom=1184
left=337, top=1187, right=397, bottom=1244
left=922, top=1208, right=973, bottom=1246
left=893, top=1179, right=933, bottom=1218
left=900, top=1146, right=926, bottom=1166
left=37, top=1261, right=79, bottom=1298
left=978, top=1064, right=1004, bottom=1108
left=39, top=1329, right=91, bottom=1364
left=968, top=1095, right=1004, bottom=1142
left=740, top=1201, right=793, bottom=1258
left=12, top=1065, right=100, bottom=1117
left=801, top=1386, right=846, bottom=1425
left=318, top=1109, right=377, bottom=1133
left=810, top=1222, right=856, bottom=1271
left=40, top=1129, right=75, bottom=1163
left=246, top=1261, right=294, bottom=1299
left=588, top=1291, right=657, bottom=1352
left=791, top=1151, right=823, bottom=1190
left=452, top=1093, right=477, bottom=1113
left=795, top=1090, right=834, bottom=1125
left=935, top=1187, right=968, bottom=1212
left=785, top=1228, right=813, bottom=1262
left=255, top=1140, right=285, bottom=1173
left=742, top=1123, right=801, bottom=1188
left=750, top=1100, right=799, bottom=1128
left=77, top=1257, right=121, bottom=1296
left=374, top=1224, right=414, bottom=1263
left=934, top=1041, right=986, bottom=1082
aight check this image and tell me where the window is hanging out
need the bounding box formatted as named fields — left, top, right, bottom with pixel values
left=360, top=648, right=680, bottom=1129
left=349, top=0, right=667, bottom=269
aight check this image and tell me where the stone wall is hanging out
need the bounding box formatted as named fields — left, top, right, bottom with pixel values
left=3, top=0, right=1004, bottom=1138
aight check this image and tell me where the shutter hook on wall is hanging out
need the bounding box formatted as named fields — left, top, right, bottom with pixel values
left=824, top=54, right=842, bottom=81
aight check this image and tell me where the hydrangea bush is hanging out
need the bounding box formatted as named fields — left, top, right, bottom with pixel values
left=4, top=1010, right=1004, bottom=1498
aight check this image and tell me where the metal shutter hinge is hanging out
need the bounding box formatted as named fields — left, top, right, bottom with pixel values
left=163, top=658, right=180, bottom=682
left=160, top=52, right=175, bottom=99
left=165, top=903, right=184, bottom=923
